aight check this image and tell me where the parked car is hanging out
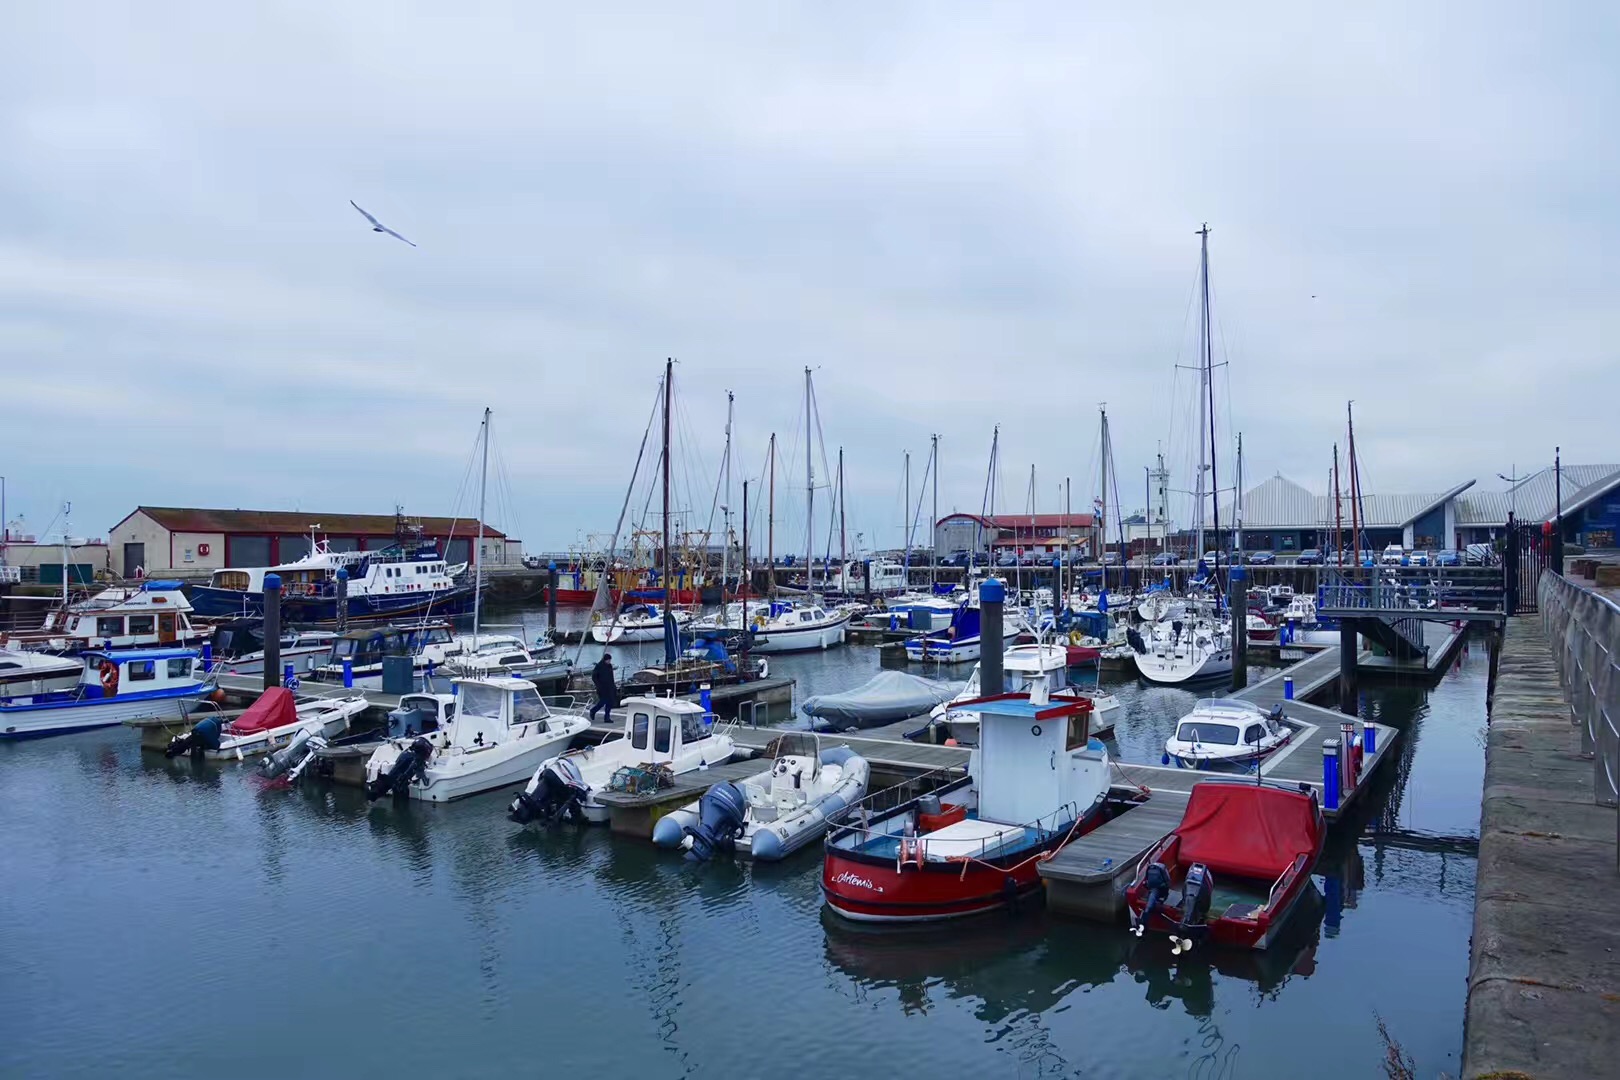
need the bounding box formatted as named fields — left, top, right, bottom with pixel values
left=1247, top=550, right=1276, bottom=565
left=1409, top=550, right=1431, bottom=566
left=1151, top=552, right=1180, bottom=567
left=1295, top=548, right=1322, bottom=565
left=1101, top=552, right=1122, bottom=566
left=1436, top=550, right=1461, bottom=567
left=995, top=552, right=1019, bottom=568
left=1201, top=551, right=1232, bottom=566
left=1380, top=545, right=1405, bottom=566
left=1464, top=543, right=1493, bottom=566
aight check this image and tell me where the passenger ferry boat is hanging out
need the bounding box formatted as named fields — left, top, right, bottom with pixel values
left=0, top=581, right=208, bottom=652
left=0, top=648, right=211, bottom=739
left=187, top=541, right=476, bottom=622
left=822, top=685, right=1112, bottom=923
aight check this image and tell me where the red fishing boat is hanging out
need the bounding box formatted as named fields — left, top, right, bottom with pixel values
left=822, top=689, right=1113, bottom=923
left=1125, top=779, right=1324, bottom=951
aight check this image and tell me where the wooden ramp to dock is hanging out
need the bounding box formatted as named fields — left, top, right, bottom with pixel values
left=1043, top=789, right=1190, bottom=885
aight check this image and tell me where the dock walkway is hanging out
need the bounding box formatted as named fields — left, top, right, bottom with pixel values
left=1462, top=615, right=1619, bottom=1079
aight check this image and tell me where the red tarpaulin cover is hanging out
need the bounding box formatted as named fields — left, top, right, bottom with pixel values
left=230, top=687, right=298, bottom=735
left=1173, top=783, right=1323, bottom=882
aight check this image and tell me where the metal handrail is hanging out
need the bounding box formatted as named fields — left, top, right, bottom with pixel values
left=1536, top=571, right=1619, bottom=815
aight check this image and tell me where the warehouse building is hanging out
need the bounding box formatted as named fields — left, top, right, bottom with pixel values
left=934, top=512, right=1098, bottom=558
left=108, top=507, right=522, bottom=578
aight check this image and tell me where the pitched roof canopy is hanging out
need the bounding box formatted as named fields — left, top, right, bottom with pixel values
left=122, top=506, right=509, bottom=540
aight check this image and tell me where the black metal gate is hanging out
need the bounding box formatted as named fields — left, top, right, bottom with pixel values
left=1503, top=516, right=1549, bottom=615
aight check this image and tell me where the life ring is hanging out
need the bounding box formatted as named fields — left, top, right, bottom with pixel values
left=98, top=659, right=119, bottom=697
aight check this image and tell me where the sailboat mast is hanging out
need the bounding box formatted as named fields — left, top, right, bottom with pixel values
left=473, top=408, right=490, bottom=645
left=1195, top=225, right=1210, bottom=558
left=1333, top=443, right=1344, bottom=567
left=837, top=447, right=846, bottom=592
left=767, top=433, right=776, bottom=597
left=1347, top=402, right=1361, bottom=562
left=741, top=479, right=749, bottom=640
left=61, top=502, right=71, bottom=607
left=662, top=359, right=672, bottom=607
left=930, top=433, right=939, bottom=591
left=1065, top=476, right=1072, bottom=601
left=804, top=367, right=814, bottom=592
left=721, top=390, right=732, bottom=600
left=1199, top=223, right=1223, bottom=581
left=1099, top=405, right=1108, bottom=594
left=904, top=449, right=911, bottom=579
left=1235, top=432, right=1244, bottom=558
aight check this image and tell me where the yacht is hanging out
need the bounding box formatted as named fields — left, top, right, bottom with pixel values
left=508, top=696, right=736, bottom=825
left=1132, top=611, right=1236, bottom=685
left=0, top=581, right=207, bottom=652
left=745, top=602, right=850, bottom=653
left=590, top=603, right=694, bottom=644
left=364, top=676, right=591, bottom=803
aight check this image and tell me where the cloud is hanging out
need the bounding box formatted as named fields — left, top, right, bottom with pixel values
left=1, top=2, right=1614, bottom=548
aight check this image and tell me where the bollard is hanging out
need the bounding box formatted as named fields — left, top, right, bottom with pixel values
left=700, top=682, right=713, bottom=720
left=1284, top=676, right=1294, bottom=701
left=262, top=573, right=282, bottom=693
left=1322, top=738, right=1341, bottom=810
left=201, top=643, right=213, bottom=673
left=342, top=657, right=354, bottom=689
left=283, top=662, right=297, bottom=690
left=889, top=613, right=899, bottom=632
left=1364, top=723, right=1377, bottom=757
left=980, top=578, right=1005, bottom=696
left=1229, top=566, right=1248, bottom=691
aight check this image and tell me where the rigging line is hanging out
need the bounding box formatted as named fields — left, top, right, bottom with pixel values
left=573, top=378, right=663, bottom=666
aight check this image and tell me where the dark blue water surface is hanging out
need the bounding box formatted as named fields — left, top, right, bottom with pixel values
left=0, top=610, right=1487, bottom=1079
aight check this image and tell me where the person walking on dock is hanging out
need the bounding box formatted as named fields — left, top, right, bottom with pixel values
left=590, top=655, right=619, bottom=723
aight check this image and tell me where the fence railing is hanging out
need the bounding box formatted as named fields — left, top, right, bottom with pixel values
left=1318, top=566, right=1505, bottom=614
left=1538, top=571, right=1620, bottom=818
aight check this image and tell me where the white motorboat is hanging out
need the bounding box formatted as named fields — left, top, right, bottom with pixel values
left=363, top=676, right=591, bottom=803
left=882, top=592, right=959, bottom=632
left=746, top=603, right=850, bottom=654
left=0, top=648, right=83, bottom=697
left=590, top=604, right=694, bottom=644
left=1279, top=594, right=1342, bottom=646
left=902, top=603, right=1024, bottom=665
left=0, top=581, right=208, bottom=652
left=508, top=695, right=736, bottom=825
left=651, top=733, right=870, bottom=860
left=692, top=599, right=773, bottom=633
left=925, top=643, right=1119, bottom=744
left=829, top=560, right=909, bottom=595
left=1245, top=613, right=1279, bottom=644
left=204, top=620, right=338, bottom=677
left=163, top=685, right=369, bottom=760
left=1164, top=698, right=1293, bottom=767
left=438, top=636, right=569, bottom=682
left=1133, top=614, right=1235, bottom=685
left=2, top=648, right=212, bottom=739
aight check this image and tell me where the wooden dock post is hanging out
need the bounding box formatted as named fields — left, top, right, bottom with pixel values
left=1229, top=565, right=1248, bottom=691
left=262, top=573, right=281, bottom=693
left=1337, top=622, right=1358, bottom=715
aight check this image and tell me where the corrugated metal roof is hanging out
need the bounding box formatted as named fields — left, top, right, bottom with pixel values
left=1222, top=475, right=1318, bottom=529
left=1455, top=465, right=1620, bottom=525
left=132, top=506, right=509, bottom=539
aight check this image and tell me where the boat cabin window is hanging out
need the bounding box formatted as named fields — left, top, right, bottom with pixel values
left=631, top=712, right=650, bottom=750
left=680, top=711, right=707, bottom=744
left=1176, top=722, right=1239, bottom=745
left=1066, top=711, right=1090, bottom=751
left=212, top=571, right=250, bottom=590
left=512, top=688, right=550, bottom=726
left=1244, top=724, right=1264, bottom=745
left=128, top=660, right=156, bottom=682
left=498, top=654, right=525, bottom=666
left=459, top=682, right=506, bottom=721
left=422, top=628, right=452, bottom=645
left=167, top=658, right=194, bottom=679
left=654, top=714, right=672, bottom=753
left=97, top=616, right=124, bottom=638
left=128, top=615, right=155, bottom=635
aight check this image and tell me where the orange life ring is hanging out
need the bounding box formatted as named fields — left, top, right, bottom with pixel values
left=98, top=659, right=119, bottom=697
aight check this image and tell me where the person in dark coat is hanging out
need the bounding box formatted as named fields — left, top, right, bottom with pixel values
left=589, top=655, right=618, bottom=723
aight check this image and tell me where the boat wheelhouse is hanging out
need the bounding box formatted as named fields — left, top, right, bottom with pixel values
left=0, top=581, right=207, bottom=653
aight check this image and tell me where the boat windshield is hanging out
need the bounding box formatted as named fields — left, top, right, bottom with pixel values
left=460, top=683, right=506, bottom=721
left=1176, top=722, right=1239, bottom=745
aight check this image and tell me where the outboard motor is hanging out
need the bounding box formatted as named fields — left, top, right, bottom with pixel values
left=259, top=726, right=315, bottom=780
left=1126, top=627, right=1148, bottom=655
left=1171, top=862, right=1216, bottom=955
left=508, top=757, right=590, bottom=825
left=365, top=736, right=432, bottom=802
left=1132, top=861, right=1172, bottom=937
left=682, top=781, right=747, bottom=862
left=285, top=735, right=328, bottom=783
left=165, top=716, right=223, bottom=759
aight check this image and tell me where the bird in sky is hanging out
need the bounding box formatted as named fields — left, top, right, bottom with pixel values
left=349, top=200, right=417, bottom=247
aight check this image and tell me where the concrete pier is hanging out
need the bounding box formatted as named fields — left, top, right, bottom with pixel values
left=1462, top=615, right=1619, bottom=1078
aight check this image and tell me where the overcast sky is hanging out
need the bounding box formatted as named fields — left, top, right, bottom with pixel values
left=3, top=3, right=1614, bottom=552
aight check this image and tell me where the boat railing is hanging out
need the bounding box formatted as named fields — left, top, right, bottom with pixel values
left=1262, top=852, right=1310, bottom=914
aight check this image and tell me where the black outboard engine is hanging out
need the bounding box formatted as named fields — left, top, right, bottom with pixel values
left=1171, top=862, right=1216, bottom=954
left=259, top=726, right=315, bottom=780
left=508, top=757, right=590, bottom=825
left=682, top=781, right=747, bottom=862
left=365, top=737, right=432, bottom=802
left=1126, top=627, right=1148, bottom=655
left=1133, top=861, right=1172, bottom=937
left=165, top=716, right=222, bottom=759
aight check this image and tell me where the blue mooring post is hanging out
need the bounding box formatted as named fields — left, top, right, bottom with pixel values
left=1364, top=723, right=1377, bottom=757
left=201, top=643, right=213, bottom=673
left=1284, top=675, right=1294, bottom=700
left=342, top=657, right=354, bottom=688
left=1322, top=737, right=1341, bottom=810
left=283, top=663, right=296, bottom=690
left=261, top=572, right=282, bottom=693
left=700, top=682, right=713, bottom=722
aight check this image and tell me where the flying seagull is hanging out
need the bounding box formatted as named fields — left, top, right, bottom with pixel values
left=349, top=200, right=416, bottom=247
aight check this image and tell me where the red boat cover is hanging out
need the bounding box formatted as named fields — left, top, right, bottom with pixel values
left=229, top=687, right=298, bottom=735
left=1174, top=783, right=1323, bottom=882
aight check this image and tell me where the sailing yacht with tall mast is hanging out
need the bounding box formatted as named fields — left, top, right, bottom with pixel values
left=1136, top=224, right=1235, bottom=685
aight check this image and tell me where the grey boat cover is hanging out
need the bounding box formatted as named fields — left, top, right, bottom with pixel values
left=801, top=670, right=960, bottom=729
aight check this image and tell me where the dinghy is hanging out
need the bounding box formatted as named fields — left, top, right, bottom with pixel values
left=164, top=686, right=368, bottom=761
left=652, top=733, right=869, bottom=861
left=800, top=670, right=959, bottom=731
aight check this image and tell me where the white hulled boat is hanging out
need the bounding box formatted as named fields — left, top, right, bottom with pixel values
left=746, top=602, right=849, bottom=654
left=1133, top=609, right=1236, bottom=685
left=925, top=643, right=1119, bottom=744
left=0, top=581, right=207, bottom=653
left=1164, top=698, right=1293, bottom=767
left=2, top=648, right=211, bottom=739
left=0, top=648, right=84, bottom=697
left=590, top=604, right=694, bottom=644
left=164, top=685, right=369, bottom=761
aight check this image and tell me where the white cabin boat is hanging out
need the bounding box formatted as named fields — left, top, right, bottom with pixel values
left=509, top=696, right=736, bottom=825
left=204, top=620, right=338, bottom=677
left=590, top=604, right=695, bottom=644
left=746, top=603, right=850, bottom=653
left=1134, top=612, right=1235, bottom=685
left=0, top=581, right=207, bottom=653
left=164, top=686, right=369, bottom=761
left=1, top=648, right=211, bottom=739
left=927, top=643, right=1119, bottom=744
left=829, top=560, right=909, bottom=595
left=364, top=676, right=591, bottom=803
left=0, top=648, right=83, bottom=697
left=188, top=540, right=474, bottom=621
left=1164, top=698, right=1293, bottom=767
left=652, top=734, right=870, bottom=861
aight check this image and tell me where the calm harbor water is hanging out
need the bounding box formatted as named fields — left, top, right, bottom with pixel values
left=0, top=608, right=1487, bottom=1079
